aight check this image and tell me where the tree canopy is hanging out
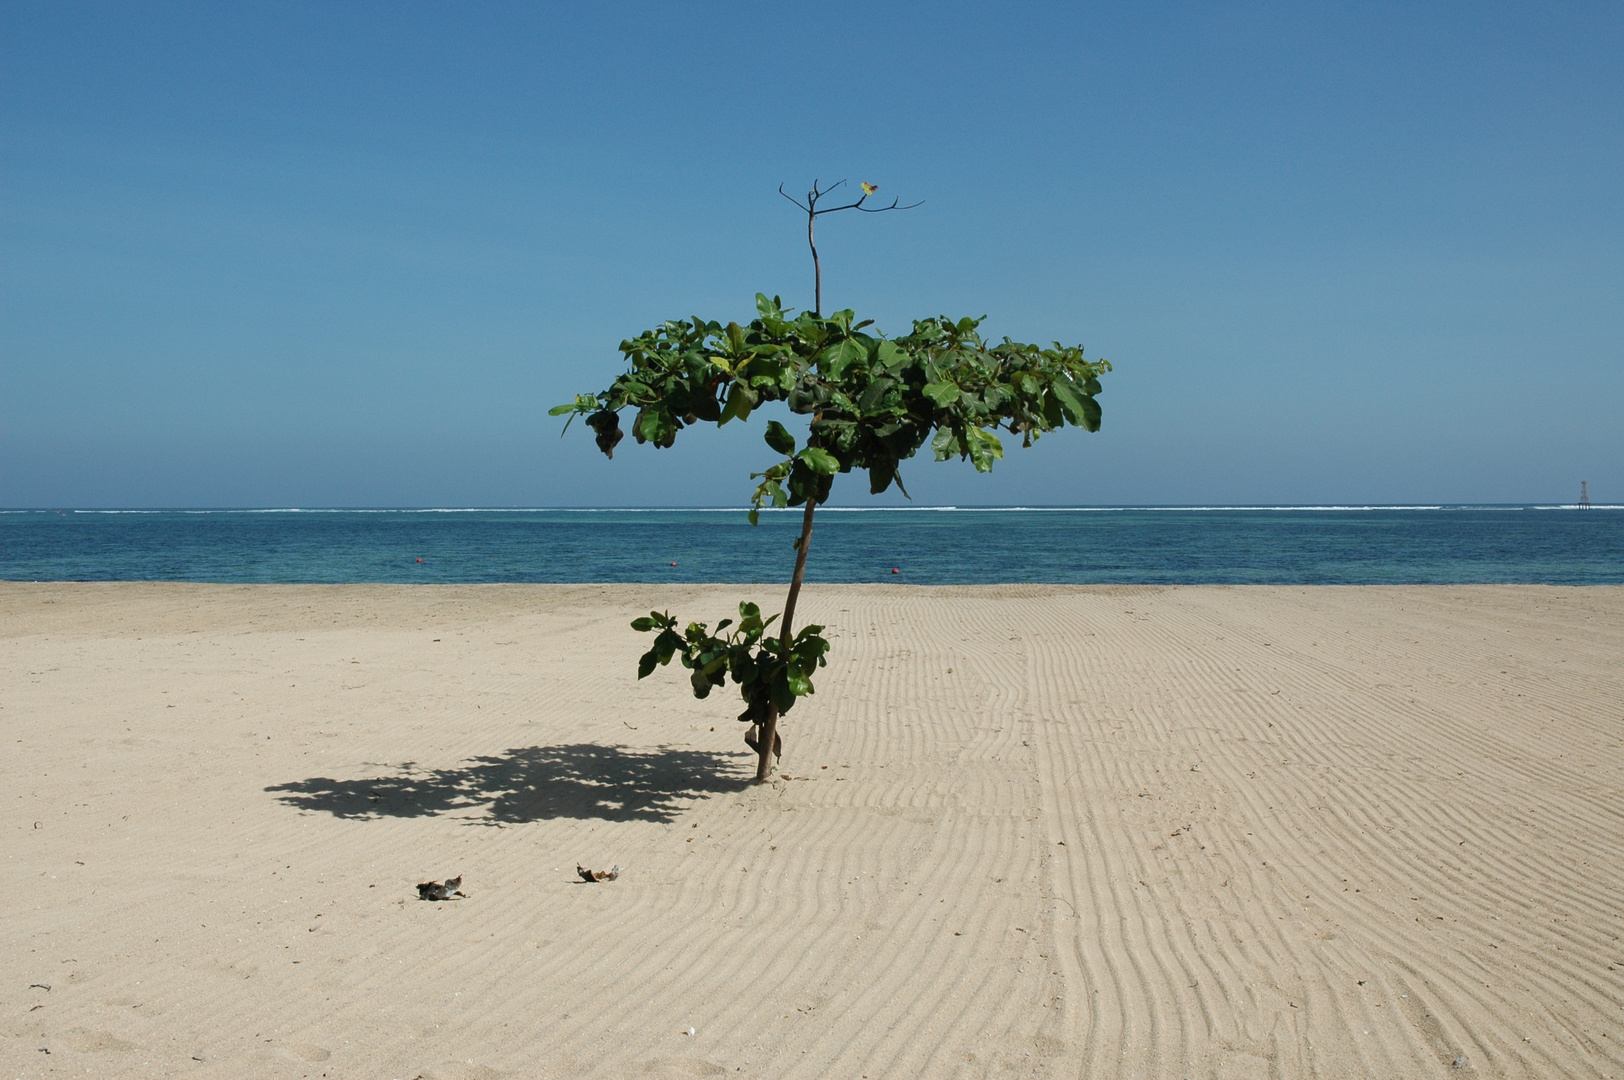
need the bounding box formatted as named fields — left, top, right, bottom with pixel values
left=554, top=293, right=1110, bottom=518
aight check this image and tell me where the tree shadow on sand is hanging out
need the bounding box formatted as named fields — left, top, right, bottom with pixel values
left=266, top=743, right=751, bottom=825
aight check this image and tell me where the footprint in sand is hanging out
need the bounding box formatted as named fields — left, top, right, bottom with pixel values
left=642, top=1059, right=727, bottom=1079
left=61, top=1029, right=138, bottom=1053
left=256, top=1043, right=331, bottom=1063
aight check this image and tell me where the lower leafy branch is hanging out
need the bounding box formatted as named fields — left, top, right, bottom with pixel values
left=632, top=602, right=830, bottom=759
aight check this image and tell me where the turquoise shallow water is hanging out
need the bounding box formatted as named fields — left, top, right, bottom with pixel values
left=2, top=507, right=1620, bottom=585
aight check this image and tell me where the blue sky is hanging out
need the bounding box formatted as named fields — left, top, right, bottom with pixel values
left=2, top=1, right=1619, bottom=508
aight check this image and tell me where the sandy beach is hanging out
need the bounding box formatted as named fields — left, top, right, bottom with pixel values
left=3, top=582, right=1621, bottom=1079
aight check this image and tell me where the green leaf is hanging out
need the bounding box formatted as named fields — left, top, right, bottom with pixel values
left=771, top=671, right=797, bottom=714
left=787, top=378, right=828, bottom=415
left=1040, top=390, right=1065, bottom=429
left=798, top=447, right=839, bottom=476
left=630, top=617, right=658, bottom=632
left=764, top=420, right=796, bottom=456
left=922, top=381, right=961, bottom=407
left=550, top=393, right=598, bottom=417
left=875, top=340, right=906, bottom=372
left=638, top=408, right=669, bottom=445
left=785, top=669, right=813, bottom=697
left=1078, top=394, right=1102, bottom=432
left=720, top=382, right=757, bottom=425
left=654, top=629, right=681, bottom=665
left=637, top=648, right=659, bottom=680
left=822, top=338, right=867, bottom=380
left=966, top=428, right=1004, bottom=473
left=1049, top=378, right=1089, bottom=426
left=857, top=377, right=894, bottom=415
left=688, top=392, right=723, bottom=423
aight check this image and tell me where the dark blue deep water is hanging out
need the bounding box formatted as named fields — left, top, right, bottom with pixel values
left=2, top=507, right=1621, bottom=585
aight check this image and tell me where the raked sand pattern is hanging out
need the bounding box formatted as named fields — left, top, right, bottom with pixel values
left=3, top=583, right=1622, bottom=1079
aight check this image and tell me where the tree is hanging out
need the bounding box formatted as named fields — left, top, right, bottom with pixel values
left=553, top=181, right=1110, bottom=783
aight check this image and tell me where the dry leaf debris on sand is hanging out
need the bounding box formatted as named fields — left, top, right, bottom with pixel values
left=577, top=864, right=621, bottom=882
left=416, top=874, right=466, bottom=900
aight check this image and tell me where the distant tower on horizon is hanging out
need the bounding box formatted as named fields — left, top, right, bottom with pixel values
left=1579, top=480, right=1591, bottom=510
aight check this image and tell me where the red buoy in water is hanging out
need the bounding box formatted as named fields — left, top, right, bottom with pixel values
left=891, top=567, right=900, bottom=574
left=670, top=561, right=677, bottom=566
left=416, top=558, right=423, bottom=563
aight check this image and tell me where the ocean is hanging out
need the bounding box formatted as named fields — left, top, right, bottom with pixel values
left=2, top=507, right=1620, bottom=585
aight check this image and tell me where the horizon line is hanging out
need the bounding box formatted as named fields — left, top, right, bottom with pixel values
left=3, top=503, right=1620, bottom=514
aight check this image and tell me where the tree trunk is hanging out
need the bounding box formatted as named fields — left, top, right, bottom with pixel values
left=755, top=497, right=818, bottom=783
left=808, top=204, right=822, bottom=318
